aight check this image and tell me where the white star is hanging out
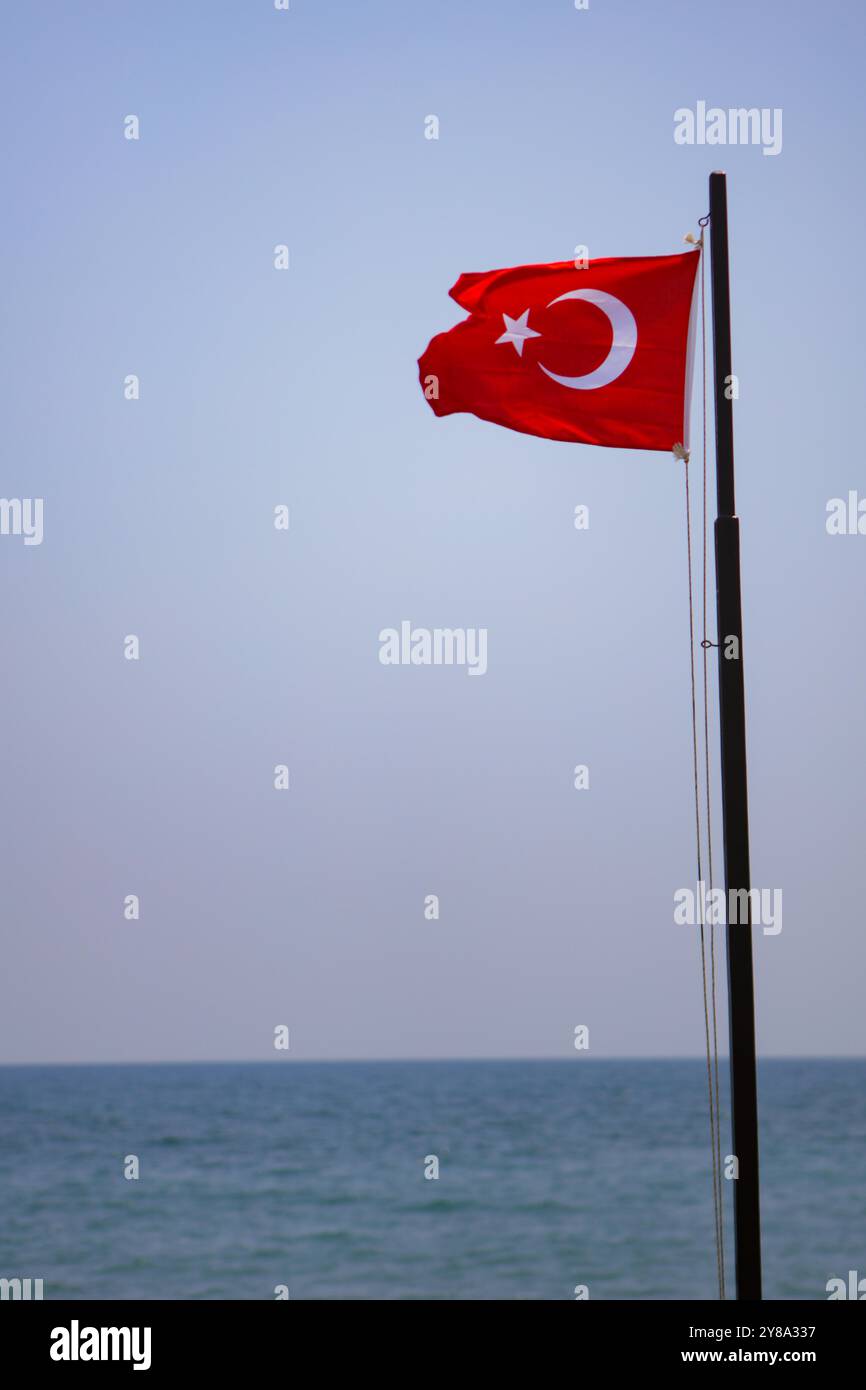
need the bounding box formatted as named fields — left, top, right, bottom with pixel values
left=495, top=308, right=541, bottom=357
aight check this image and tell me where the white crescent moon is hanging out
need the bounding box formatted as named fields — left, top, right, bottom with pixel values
left=538, top=288, right=637, bottom=391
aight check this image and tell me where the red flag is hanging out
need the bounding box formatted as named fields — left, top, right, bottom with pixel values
left=418, top=252, right=699, bottom=452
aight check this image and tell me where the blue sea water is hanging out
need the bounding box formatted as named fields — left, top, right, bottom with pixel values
left=0, top=1060, right=862, bottom=1300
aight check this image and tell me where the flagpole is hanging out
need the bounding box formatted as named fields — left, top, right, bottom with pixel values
left=708, top=169, right=762, bottom=1300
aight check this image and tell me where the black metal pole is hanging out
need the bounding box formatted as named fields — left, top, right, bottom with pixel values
left=709, top=170, right=762, bottom=1300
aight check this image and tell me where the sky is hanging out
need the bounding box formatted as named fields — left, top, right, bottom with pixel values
left=0, top=0, right=864, bottom=1063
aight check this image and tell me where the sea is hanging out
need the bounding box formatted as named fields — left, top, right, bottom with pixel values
left=0, top=1059, right=862, bottom=1300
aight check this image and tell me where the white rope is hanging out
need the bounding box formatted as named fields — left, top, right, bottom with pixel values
left=676, top=227, right=725, bottom=1299
left=699, top=227, right=726, bottom=1299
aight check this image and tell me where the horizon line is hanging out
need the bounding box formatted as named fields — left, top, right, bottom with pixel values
left=1, top=1054, right=864, bottom=1069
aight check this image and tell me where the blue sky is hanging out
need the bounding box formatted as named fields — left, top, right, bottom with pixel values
left=1, top=0, right=864, bottom=1061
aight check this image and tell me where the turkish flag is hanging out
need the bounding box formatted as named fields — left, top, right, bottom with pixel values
left=418, top=252, right=699, bottom=452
